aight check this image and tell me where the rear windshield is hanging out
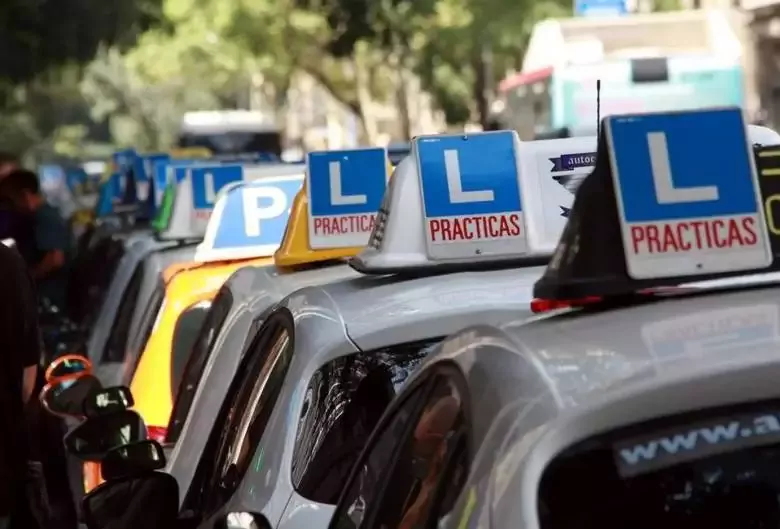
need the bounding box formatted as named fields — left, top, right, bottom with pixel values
left=289, top=337, right=444, bottom=504
left=539, top=400, right=780, bottom=529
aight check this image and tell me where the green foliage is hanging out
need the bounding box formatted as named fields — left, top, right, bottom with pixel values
left=1, top=0, right=576, bottom=157
left=0, top=0, right=165, bottom=94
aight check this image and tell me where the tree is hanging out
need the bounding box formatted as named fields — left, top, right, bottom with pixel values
left=0, top=0, right=165, bottom=104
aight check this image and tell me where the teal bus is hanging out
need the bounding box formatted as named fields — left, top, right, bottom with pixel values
left=496, top=10, right=749, bottom=139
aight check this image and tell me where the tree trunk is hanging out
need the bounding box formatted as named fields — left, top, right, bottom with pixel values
left=472, top=41, right=494, bottom=130
left=353, top=44, right=379, bottom=145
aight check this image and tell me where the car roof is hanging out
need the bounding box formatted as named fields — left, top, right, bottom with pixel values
left=314, top=266, right=544, bottom=351
left=441, top=283, right=780, bottom=529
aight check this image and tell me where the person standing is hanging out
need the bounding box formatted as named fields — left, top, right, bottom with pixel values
left=0, top=242, right=42, bottom=528
left=2, top=169, right=73, bottom=310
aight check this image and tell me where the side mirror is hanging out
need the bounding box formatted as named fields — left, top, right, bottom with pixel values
left=83, top=386, right=134, bottom=418
left=82, top=473, right=179, bottom=529
left=45, top=353, right=92, bottom=382
left=40, top=374, right=103, bottom=418
left=101, top=440, right=166, bottom=481
left=64, top=409, right=147, bottom=461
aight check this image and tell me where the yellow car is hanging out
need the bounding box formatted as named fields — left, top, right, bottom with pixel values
left=129, top=258, right=275, bottom=435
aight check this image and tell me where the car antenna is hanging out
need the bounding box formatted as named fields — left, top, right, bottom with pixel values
left=596, top=79, right=601, bottom=136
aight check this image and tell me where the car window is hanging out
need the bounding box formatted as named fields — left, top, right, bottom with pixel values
left=124, top=283, right=165, bottom=384
left=538, top=401, right=780, bottom=529
left=331, top=380, right=434, bottom=529
left=368, top=376, right=467, bottom=529
left=167, top=287, right=234, bottom=443
left=101, top=264, right=144, bottom=363
left=170, top=300, right=212, bottom=399
left=291, top=338, right=444, bottom=505
left=200, top=312, right=294, bottom=514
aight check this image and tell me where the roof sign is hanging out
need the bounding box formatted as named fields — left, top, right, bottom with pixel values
left=416, top=131, right=527, bottom=260
left=609, top=108, right=770, bottom=279
left=157, top=163, right=304, bottom=241
left=110, top=148, right=137, bottom=202
left=194, top=175, right=304, bottom=262
left=135, top=153, right=169, bottom=202
left=352, top=130, right=569, bottom=274
left=534, top=107, right=779, bottom=300
left=306, top=147, right=388, bottom=249
left=158, top=163, right=244, bottom=240
left=518, top=137, right=596, bottom=252
left=273, top=183, right=367, bottom=267
left=95, top=180, right=114, bottom=217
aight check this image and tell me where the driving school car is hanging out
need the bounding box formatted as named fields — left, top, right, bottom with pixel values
left=165, top=147, right=391, bottom=478
left=139, top=132, right=597, bottom=529
left=426, top=107, right=780, bottom=529
left=129, top=171, right=304, bottom=435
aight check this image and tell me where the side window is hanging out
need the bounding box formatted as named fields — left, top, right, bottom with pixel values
left=201, top=311, right=294, bottom=514
left=124, top=284, right=164, bottom=384
left=292, top=338, right=442, bottom=505
left=101, top=264, right=144, bottom=363
left=169, top=300, right=212, bottom=398
left=332, top=380, right=434, bottom=529
left=167, top=287, right=234, bottom=443
left=368, top=376, right=468, bottom=529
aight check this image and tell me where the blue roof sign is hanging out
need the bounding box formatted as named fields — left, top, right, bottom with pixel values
left=607, top=108, right=771, bottom=279
left=306, top=147, right=388, bottom=249
left=415, top=131, right=526, bottom=260
left=161, top=164, right=245, bottom=239
left=195, top=175, right=304, bottom=262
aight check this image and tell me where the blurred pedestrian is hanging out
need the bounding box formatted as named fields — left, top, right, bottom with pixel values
left=0, top=242, right=43, bottom=528
left=2, top=169, right=73, bottom=310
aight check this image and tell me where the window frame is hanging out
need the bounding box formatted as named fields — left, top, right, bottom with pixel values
left=169, top=299, right=213, bottom=400
left=184, top=307, right=295, bottom=519
left=166, top=287, right=235, bottom=443
left=100, top=262, right=144, bottom=363
left=329, top=373, right=438, bottom=529
left=291, top=337, right=445, bottom=504
left=332, top=362, right=473, bottom=529
left=124, top=280, right=165, bottom=384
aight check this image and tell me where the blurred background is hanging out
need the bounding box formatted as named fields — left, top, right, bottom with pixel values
left=0, top=0, right=777, bottom=168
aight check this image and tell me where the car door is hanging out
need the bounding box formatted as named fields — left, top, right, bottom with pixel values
left=331, top=365, right=472, bottom=529
left=182, top=308, right=296, bottom=522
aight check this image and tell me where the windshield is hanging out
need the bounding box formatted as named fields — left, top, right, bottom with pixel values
left=177, top=131, right=282, bottom=156
left=289, top=337, right=444, bottom=504
left=539, top=400, right=780, bottom=529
